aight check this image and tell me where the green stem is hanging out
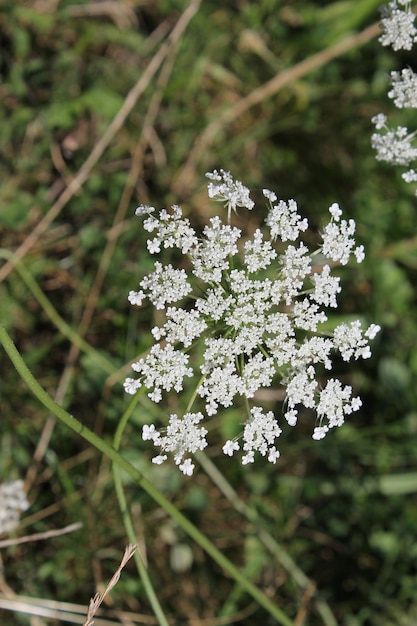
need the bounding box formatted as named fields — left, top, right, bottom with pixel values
left=185, top=373, right=205, bottom=412
left=0, top=250, right=114, bottom=375
left=112, top=392, right=170, bottom=625
left=112, top=395, right=170, bottom=626
left=112, top=468, right=170, bottom=626
left=114, top=392, right=170, bottom=624
left=196, top=451, right=338, bottom=626
left=0, top=325, right=293, bottom=626
left=114, top=392, right=143, bottom=450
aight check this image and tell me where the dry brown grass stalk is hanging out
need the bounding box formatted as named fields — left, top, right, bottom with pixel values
left=18, top=0, right=201, bottom=497
left=0, top=0, right=201, bottom=285
left=0, top=522, right=82, bottom=549
left=173, top=20, right=381, bottom=197
left=0, top=591, right=158, bottom=625
left=83, top=544, right=137, bottom=626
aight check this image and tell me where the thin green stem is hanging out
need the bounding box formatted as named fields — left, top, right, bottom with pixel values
left=114, top=392, right=144, bottom=450
left=112, top=395, right=170, bottom=626
left=185, top=374, right=205, bottom=413
left=196, top=451, right=338, bottom=626
left=112, top=466, right=170, bottom=626
left=0, top=250, right=114, bottom=375
left=0, top=325, right=293, bottom=626
left=113, top=390, right=170, bottom=625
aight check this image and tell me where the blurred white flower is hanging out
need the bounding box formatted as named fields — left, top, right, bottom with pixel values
left=379, top=0, right=417, bottom=51
left=0, top=480, right=29, bottom=534
left=373, top=1, right=417, bottom=193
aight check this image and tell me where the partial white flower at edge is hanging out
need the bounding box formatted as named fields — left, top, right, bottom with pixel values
left=0, top=480, right=29, bottom=534
left=379, top=0, right=417, bottom=51
left=372, top=1, right=417, bottom=193
left=388, top=69, right=417, bottom=108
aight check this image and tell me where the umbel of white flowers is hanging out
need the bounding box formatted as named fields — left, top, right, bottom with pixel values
left=125, top=170, right=380, bottom=475
left=372, top=0, right=417, bottom=190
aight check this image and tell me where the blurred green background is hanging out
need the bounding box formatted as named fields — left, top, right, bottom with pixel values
left=1, top=0, right=417, bottom=624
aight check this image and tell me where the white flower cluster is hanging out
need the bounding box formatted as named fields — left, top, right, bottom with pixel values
left=372, top=1, right=417, bottom=191
left=379, top=0, right=417, bottom=50
left=371, top=114, right=417, bottom=166
left=388, top=68, right=417, bottom=109
left=0, top=480, right=29, bottom=534
left=206, top=169, right=254, bottom=220
left=125, top=171, right=380, bottom=475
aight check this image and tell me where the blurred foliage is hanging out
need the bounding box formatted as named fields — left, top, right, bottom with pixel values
left=1, top=0, right=417, bottom=625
